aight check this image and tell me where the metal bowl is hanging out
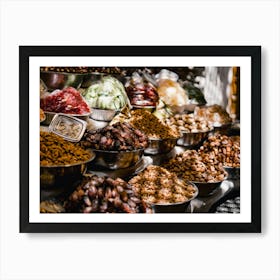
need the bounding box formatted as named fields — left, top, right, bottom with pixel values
left=40, top=152, right=95, bottom=189
left=144, top=138, right=179, bottom=155
left=190, top=178, right=226, bottom=197
left=213, top=122, right=232, bottom=134
left=41, top=111, right=91, bottom=126
left=91, top=149, right=144, bottom=170
left=40, top=72, right=84, bottom=90
left=146, top=182, right=199, bottom=213
left=223, top=166, right=240, bottom=180
left=90, top=108, right=118, bottom=121
left=80, top=72, right=106, bottom=88
left=177, top=130, right=212, bottom=148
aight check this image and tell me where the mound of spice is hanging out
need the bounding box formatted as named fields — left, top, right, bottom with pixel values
left=129, top=165, right=197, bottom=204
left=163, top=150, right=227, bottom=183
left=128, top=109, right=179, bottom=139
left=199, top=134, right=240, bottom=167
left=40, top=87, right=91, bottom=115
left=40, top=132, right=92, bottom=166
left=65, top=176, right=144, bottom=213
left=82, top=122, right=148, bottom=151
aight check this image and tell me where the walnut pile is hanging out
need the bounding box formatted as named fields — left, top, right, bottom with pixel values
left=163, top=150, right=227, bottom=183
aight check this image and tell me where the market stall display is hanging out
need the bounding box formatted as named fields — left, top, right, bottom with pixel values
left=39, top=66, right=240, bottom=213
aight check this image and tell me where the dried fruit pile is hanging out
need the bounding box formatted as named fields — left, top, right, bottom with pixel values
left=82, top=122, right=148, bottom=151
left=40, top=132, right=92, bottom=166
left=65, top=176, right=143, bottom=213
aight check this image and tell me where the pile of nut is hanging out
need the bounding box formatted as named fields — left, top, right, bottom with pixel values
left=164, top=113, right=213, bottom=133
left=128, top=109, right=179, bottom=139
left=65, top=176, right=144, bottom=213
left=199, top=135, right=240, bottom=167
left=129, top=165, right=197, bottom=204
left=82, top=122, right=148, bottom=151
left=163, top=150, right=227, bottom=183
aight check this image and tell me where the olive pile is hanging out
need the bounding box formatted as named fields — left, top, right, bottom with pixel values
left=65, top=176, right=144, bottom=213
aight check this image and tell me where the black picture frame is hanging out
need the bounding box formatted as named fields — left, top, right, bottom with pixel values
left=20, top=46, right=261, bottom=233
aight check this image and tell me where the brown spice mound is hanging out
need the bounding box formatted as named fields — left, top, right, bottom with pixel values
left=40, top=132, right=92, bottom=166
left=128, top=109, right=179, bottom=139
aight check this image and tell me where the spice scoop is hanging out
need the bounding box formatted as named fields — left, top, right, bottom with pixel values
left=49, top=113, right=87, bottom=142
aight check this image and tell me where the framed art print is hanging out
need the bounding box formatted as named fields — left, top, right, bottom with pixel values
left=19, top=46, right=261, bottom=233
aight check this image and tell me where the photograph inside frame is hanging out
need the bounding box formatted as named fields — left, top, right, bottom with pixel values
left=39, top=66, right=240, bottom=214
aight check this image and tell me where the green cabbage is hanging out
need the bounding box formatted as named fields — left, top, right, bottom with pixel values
left=83, top=76, right=128, bottom=110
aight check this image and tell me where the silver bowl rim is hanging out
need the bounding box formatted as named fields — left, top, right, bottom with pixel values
left=40, top=151, right=96, bottom=168
left=212, top=122, right=232, bottom=128
left=148, top=136, right=180, bottom=141
left=91, top=148, right=145, bottom=154
left=179, top=128, right=214, bottom=135
left=189, top=176, right=228, bottom=185
left=143, top=181, right=199, bottom=206
left=223, top=165, right=240, bottom=170
left=43, top=111, right=92, bottom=117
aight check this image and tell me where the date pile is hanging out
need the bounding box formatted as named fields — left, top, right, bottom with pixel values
left=199, top=135, right=240, bottom=167
left=163, top=150, right=227, bottom=183
left=82, top=122, right=148, bottom=151
left=65, top=176, right=143, bottom=213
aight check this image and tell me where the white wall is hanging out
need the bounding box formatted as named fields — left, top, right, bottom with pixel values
left=0, top=0, right=279, bottom=279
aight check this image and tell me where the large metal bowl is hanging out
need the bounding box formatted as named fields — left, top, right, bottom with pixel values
left=91, top=149, right=144, bottom=170
left=80, top=72, right=106, bottom=88
left=144, top=137, right=179, bottom=155
left=40, top=152, right=95, bottom=189
left=223, top=166, right=240, bottom=180
left=90, top=108, right=118, bottom=121
left=146, top=182, right=199, bottom=213
left=190, top=178, right=226, bottom=197
left=40, top=72, right=84, bottom=90
left=177, top=130, right=212, bottom=148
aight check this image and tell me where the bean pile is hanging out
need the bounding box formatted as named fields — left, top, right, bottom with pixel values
left=128, top=110, right=179, bottom=139
left=129, top=165, right=197, bottom=204
left=163, top=150, right=227, bottom=183
left=65, top=176, right=143, bottom=213
left=165, top=113, right=213, bottom=133
left=40, top=132, right=92, bottom=166
left=199, top=135, right=240, bottom=167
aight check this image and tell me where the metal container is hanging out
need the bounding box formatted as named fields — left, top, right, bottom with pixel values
left=90, top=108, right=118, bottom=121
left=40, top=71, right=85, bottom=90
left=41, top=111, right=91, bottom=126
left=80, top=72, right=106, bottom=88
left=92, top=149, right=144, bottom=170
left=144, top=138, right=178, bottom=155
left=177, top=130, right=211, bottom=148
left=49, top=114, right=87, bottom=142
left=223, top=166, right=240, bottom=180
left=148, top=182, right=199, bottom=213
left=40, top=152, right=95, bottom=189
left=190, top=179, right=226, bottom=197
left=213, top=122, right=232, bottom=134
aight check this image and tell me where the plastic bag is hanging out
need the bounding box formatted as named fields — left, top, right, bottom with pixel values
left=125, top=71, right=159, bottom=107
left=155, top=69, right=188, bottom=112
